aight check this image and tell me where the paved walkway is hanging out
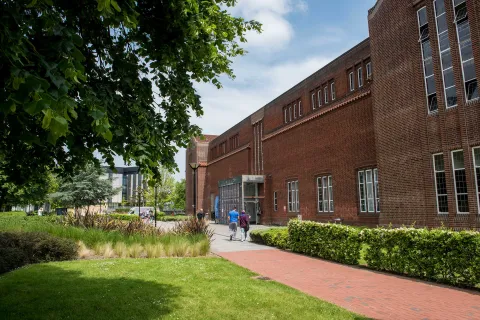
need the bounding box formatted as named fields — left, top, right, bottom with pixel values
left=213, top=233, right=480, bottom=320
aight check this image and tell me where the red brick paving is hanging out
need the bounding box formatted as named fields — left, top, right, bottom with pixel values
left=218, top=249, right=480, bottom=320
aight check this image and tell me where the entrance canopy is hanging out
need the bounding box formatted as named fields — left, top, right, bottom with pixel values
left=217, top=175, right=264, bottom=224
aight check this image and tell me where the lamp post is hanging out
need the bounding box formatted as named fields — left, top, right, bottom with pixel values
left=189, top=162, right=200, bottom=218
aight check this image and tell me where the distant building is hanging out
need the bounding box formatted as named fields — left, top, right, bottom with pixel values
left=103, top=167, right=146, bottom=208
left=186, top=0, right=480, bottom=230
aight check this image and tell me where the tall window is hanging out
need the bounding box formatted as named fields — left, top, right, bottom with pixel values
left=349, top=72, right=355, bottom=91
left=453, top=0, right=479, bottom=101
left=434, top=0, right=457, bottom=108
left=284, top=108, right=287, bottom=123
left=298, top=101, right=302, bottom=117
left=366, top=62, right=372, bottom=79
left=287, top=181, right=299, bottom=213
left=331, top=82, right=336, bottom=101
left=358, top=169, right=380, bottom=213
left=452, top=150, right=469, bottom=213
left=317, top=89, right=322, bottom=107
left=324, top=86, right=328, bottom=104
left=357, top=67, right=363, bottom=88
left=273, top=191, right=278, bottom=211
left=473, top=148, right=480, bottom=213
left=433, top=154, right=449, bottom=213
left=317, top=176, right=334, bottom=213
left=418, top=7, right=438, bottom=113
left=311, top=93, right=316, bottom=110
left=289, top=105, right=292, bottom=122
left=293, top=103, right=297, bottom=119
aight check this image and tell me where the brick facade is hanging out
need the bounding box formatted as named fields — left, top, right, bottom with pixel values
left=186, top=0, right=480, bottom=230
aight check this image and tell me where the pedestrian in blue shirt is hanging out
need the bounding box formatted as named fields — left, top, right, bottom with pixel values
left=228, top=207, right=239, bottom=241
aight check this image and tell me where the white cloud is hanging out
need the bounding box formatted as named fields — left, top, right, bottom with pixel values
left=229, top=0, right=308, bottom=52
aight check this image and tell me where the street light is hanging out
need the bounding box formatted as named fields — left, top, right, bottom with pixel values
left=189, top=162, right=200, bottom=218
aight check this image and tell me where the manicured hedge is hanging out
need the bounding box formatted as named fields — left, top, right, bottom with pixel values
left=0, top=232, right=78, bottom=274
left=108, top=214, right=140, bottom=221
left=114, top=208, right=130, bottom=213
left=158, top=215, right=188, bottom=222
left=288, top=220, right=361, bottom=265
left=362, top=227, right=480, bottom=287
left=0, top=211, right=26, bottom=217
left=250, top=228, right=289, bottom=249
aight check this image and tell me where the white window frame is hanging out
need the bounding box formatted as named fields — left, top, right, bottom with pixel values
left=324, top=86, right=328, bottom=104
left=349, top=72, right=355, bottom=91
left=317, top=176, right=334, bottom=213
left=357, top=67, right=363, bottom=88
left=418, top=6, right=438, bottom=114
left=358, top=171, right=366, bottom=212
left=366, top=62, right=372, bottom=79
left=373, top=168, right=380, bottom=212
left=472, top=148, right=480, bottom=214
left=289, top=106, right=292, bottom=122
left=298, top=101, right=302, bottom=117
left=287, top=180, right=299, bottom=213
left=284, top=108, right=287, bottom=123
left=453, top=0, right=478, bottom=102
left=434, top=0, right=457, bottom=109
left=331, top=82, right=336, bottom=101
left=293, top=103, right=297, bottom=119
left=311, top=93, right=316, bottom=110
left=451, top=149, right=469, bottom=214
left=433, top=153, right=449, bottom=214
left=273, top=191, right=278, bottom=212
left=317, top=90, right=322, bottom=107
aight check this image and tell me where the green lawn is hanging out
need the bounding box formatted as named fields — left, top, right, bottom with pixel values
left=0, top=211, right=26, bottom=217
left=0, top=258, right=368, bottom=320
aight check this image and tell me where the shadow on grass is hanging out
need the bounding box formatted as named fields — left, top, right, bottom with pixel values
left=0, top=263, right=181, bottom=320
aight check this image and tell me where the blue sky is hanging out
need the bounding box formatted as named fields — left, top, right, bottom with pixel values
left=113, top=0, right=377, bottom=180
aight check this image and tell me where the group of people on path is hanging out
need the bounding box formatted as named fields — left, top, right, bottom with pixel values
left=227, top=207, right=250, bottom=241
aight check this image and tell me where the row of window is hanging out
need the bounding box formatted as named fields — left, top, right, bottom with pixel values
left=311, top=82, right=335, bottom=111
left=417, top=0, right=478, bottom=114
left=433, top=148, right=480, bottom=214
left=348, top=62, right=372, bottom=92
left=210, top=133, right=239, bottom=160
left=276, top=168, right=380, bottom=214
left=283, top=100, right=303, bottom=124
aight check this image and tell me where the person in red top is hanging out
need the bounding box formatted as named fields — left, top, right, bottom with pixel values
left=239, top=210, right=250, bottom=242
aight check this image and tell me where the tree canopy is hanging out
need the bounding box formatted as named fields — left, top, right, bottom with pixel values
left=0, top=0, right=261, bottom=187
left=49, top=164, right=119, bottom=212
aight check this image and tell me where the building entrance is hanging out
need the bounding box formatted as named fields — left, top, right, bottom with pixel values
left=217, top=175, right=264, bottom=224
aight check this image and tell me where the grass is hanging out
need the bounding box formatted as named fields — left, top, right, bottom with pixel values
left=157, top=215, right=189, bottom=222
left=0, top=211, right=26, bottom=217
left=0, top=258, right=368, bottom=320
left=0, top=216, right=210, bottom=258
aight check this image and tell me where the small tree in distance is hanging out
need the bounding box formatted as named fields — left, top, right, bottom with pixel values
left=49, top=165, right=119, bottom=216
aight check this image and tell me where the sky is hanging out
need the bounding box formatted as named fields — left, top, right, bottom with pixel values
left=113, top=0, right=377, bottom=180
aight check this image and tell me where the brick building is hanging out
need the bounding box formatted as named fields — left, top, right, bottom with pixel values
left=186, top=0, right=480, bottom=230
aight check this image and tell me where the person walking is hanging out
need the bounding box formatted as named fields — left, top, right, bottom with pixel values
left=197, top=208, right=204, bottom=220
left=228, top=206, right=239, bottom=241
left=239, top=210, right=249, bottom=242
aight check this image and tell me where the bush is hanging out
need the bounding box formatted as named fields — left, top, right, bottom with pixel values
left=172, top=218, right=213, bottom=242
left=0, top=211, right=26, bottom=217
left=362, top=227, right=480, bottom=287
left=288, top=220, right=361, bottom=265
left=114, top=208, right=130, bottom=213
left=109, top=214, right=140, bottom=222
left=158, top=215, right=188, bottom=222
left=0, top=231, right=78, bottom=274
left=250, top=228, right=289, bottom=249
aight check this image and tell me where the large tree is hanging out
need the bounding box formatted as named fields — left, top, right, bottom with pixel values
left=49, top=164, right=119, bottom=214
left=0, top=0, right=261, bottom=186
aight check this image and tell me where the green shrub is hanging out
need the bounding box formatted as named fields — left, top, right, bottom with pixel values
left=0, top=231, right=78, bottom=274
left=172, top=218, right=213, bottom=242
left=0, top=211, right=26, bottom=217
left=362, top=227, right=480, bottom=287
left=114, top=208, right=130, bottom=213
left=250, top=228, right=289, bottom=249
left=288, top=220, right=361, bottom=265
left=158, top=215, right=188, bottom=222
left=109, top=214, right=140, bottom=222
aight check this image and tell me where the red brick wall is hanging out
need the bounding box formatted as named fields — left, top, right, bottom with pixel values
left=369, top=0, right=480, bottom=229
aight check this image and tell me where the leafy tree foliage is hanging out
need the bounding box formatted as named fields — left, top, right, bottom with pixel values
left=172, top=179, right=186, bottom=210
left=144, top=167, right=175, bottom=208
left=49, top=165, right=120, bottom=213
left=0, top=0, right=261, bottom=186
